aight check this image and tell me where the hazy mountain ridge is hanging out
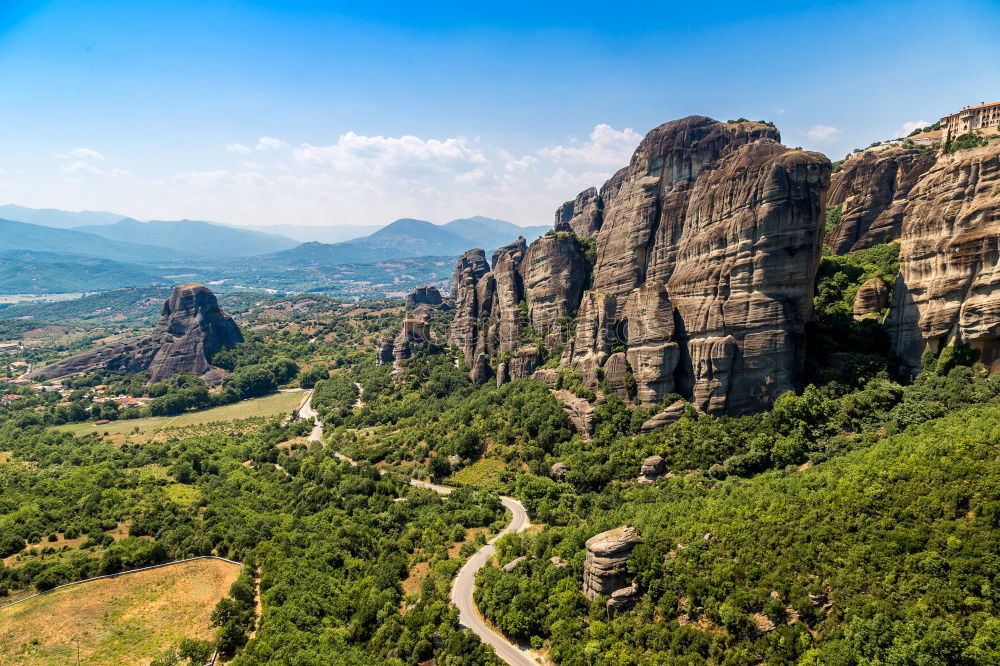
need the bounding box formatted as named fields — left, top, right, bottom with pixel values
left=0, top=218, right=197, bottom=263
left=263, top=215, right=549, bottom=266
left=0, top=204, right=126, bottom=229
left=76, top=218, right=299, bottom=259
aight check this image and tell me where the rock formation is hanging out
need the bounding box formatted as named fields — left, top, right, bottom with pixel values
left=637, top=455, right=665, bottom=485
left=640, top=400, right=688, bottom=433
left=554, top=187, right=603, bottom=238
left=392, top=318, right=431, bottom=362
left=28, top=284, right=242, bottom=383
left=853, top=277, right=890, bottom=319
left=447, top=116, right=831, bottom=415
left=622, top=282, right=678, bottom=406
left=448, top=249, right=491, bottom=367
left=591, top=117, right=782, bottom=309
left=405, top=285, right=443, bottom=311
left=665, top=140, right=830, bottom=415
left=561, top=291, right=617, bottom=386
left=521, top=233, right=587, bottom=336
left=885, top=141, right=1000, bottom=372
left=376, top=336, right=395, bottom=365
left=827, top=149, right=937, bottom=255
left=582, top=525, right=641, bottom=601
left=607, top=583, right=639, bottom=614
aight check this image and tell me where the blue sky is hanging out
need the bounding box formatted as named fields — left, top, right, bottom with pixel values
left=1, top=0, right=998, bottom=228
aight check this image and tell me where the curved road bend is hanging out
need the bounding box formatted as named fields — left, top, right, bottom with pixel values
left=451, top=496, right=536, bottom=666
left=302, top=392, right=536, bottom=664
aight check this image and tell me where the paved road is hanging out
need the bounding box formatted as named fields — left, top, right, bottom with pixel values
left=451, top=496, right=537, bottom=666
left=296, top=391, right=323, bottom=443
left=305, top=398, right=536, bottom=665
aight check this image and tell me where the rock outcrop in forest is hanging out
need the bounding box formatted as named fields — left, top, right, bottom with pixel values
left=582, top=525, right=641, bottom=601
left=448, top=115, right=832, bottom=416
left=28, top=283, right=243, bottom=383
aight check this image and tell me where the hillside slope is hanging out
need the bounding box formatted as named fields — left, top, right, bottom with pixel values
left=77, top=218, right=299, bottom=258
left=0, top=219, right=196, bottom=263
left=263, top=216, right=546, bottom=266
left=0, top=204, right=125, bottom=229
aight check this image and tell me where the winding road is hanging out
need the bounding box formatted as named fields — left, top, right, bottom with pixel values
left=298, top=390, right=537, bottom=665
left=451, top=496, right=536, bottom=666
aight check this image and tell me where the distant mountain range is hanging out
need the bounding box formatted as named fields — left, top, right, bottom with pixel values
left=0, top=218, right=196, bottom=263
left=0, top=205, right=550, bottom=294
left=76, top=218, right=300, bottom=259
left=263, top=216, right=549, bottom=266
left=0, top=204, right=126, bottom=229
left=235, top=222, right=385, bottom=244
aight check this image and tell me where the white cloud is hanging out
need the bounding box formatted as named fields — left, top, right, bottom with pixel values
left=61, top=160, right=105, bottom=176
left=900, top=120, right=931, bottom=136
left=538, top=124, right=642, bottom=166
left=543, top=167, right=612, bottom=192
left=500, top=150, right=538, bottom=173
left=255, top=136, right=288, bottom=151
left=31, top=124, right=648, bottom=228
left=775, top=108, right=786, bottom=115
left=805, top=125, right=843, bottom=143
left=57, top=147, right=104, bottom=161
left=293, top=132, right=488, bottom=175
left=172, top=169, right=270, bottom=189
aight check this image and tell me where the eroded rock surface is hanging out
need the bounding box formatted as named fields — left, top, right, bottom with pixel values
left=446, top=115, right=830, bottom=416
left=886, top=142, right=1000, bottom=371
left=405, top=285, right=443, bottom=310
left=827, top=149, right=937, bottom=255
left=640, top=400, right=688, bottom=433
left=666, top=140, right=830, bottom=415
left=853, top=277, right=890, bottom=319
left=522, top=233, right=587, bottom=335
left=583, top=525, right=641, bottom=601
left=29, top=284, right=242, bottom=383
left=554, top=186, right=603, bottom=238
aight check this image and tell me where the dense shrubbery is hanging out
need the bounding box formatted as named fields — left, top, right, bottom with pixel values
left=0, top=405, right=504, bottom=663
left=478, top=390, right=1000, bottom=663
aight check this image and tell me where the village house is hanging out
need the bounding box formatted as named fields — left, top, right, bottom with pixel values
left=1, top=394, right=22, bottom=406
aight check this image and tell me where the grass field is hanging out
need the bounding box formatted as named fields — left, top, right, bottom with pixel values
left=0, top=558, right=240, bottom=665
left=52, top=390, right=307, bottom=443
left=448, top=457, right=508, bottom=490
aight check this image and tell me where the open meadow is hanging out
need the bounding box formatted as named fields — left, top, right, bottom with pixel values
left=0, top=558, right=240, bottom=665
left=52, top=390, right=307, bottom=443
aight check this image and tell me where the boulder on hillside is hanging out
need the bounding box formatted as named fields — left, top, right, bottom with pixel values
left=640, top=400, right=688, bottom=433
left=853, top=277, right=890, bottom=319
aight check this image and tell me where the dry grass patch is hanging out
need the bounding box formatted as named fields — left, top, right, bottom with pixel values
left=0, top=558, right=240, bottom=665
left=51, top=391, right=305, bottom=444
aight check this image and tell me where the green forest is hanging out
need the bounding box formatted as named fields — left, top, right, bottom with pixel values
left=1, top=239, right=999, bottom=664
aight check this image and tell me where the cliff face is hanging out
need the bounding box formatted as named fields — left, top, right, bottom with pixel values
left=448, top=116, right=831, bottom=415
left=589, top=116, right=782, bottom=312
left=666, top=140, right=830, bottom=415
left=885, top=142, right=1000, bottom=371
left=28, top=284, right=242, bottom=383
left=827, top=149, right=937, bottom=254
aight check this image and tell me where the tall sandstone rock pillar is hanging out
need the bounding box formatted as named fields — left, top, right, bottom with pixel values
left=447, top=116, right=831, bottom=414
left=666, top=140, right=830, bottom=415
